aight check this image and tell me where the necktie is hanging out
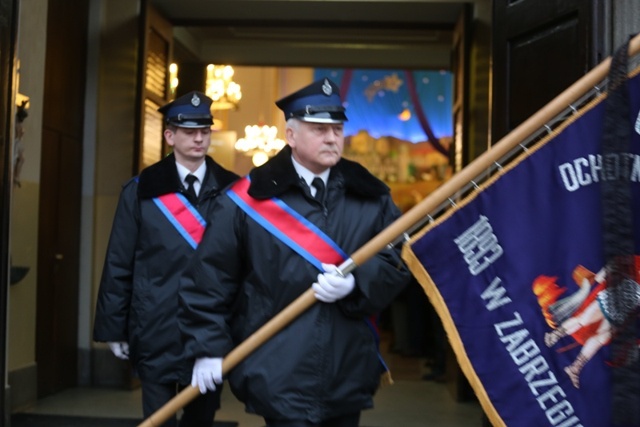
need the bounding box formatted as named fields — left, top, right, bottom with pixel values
left=185, top=174, right=198, bottom=201
left=312, top=177, right=325, bottom=203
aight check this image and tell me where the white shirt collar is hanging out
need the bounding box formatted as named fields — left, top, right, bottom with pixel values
left=176, top=161, right=206, bottom=183
left=291, top=156, right=330, bottom=187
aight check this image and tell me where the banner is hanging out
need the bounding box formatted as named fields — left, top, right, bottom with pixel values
left=402, top=66, right=640, bottom=427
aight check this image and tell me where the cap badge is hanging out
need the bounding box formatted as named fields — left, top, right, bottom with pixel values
left=322, top=79, right=332, bottom=96
left=191, top=93, right=201, bottom=107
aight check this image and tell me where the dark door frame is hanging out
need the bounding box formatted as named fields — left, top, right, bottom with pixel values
left=0, top=0, right=19, bottom=423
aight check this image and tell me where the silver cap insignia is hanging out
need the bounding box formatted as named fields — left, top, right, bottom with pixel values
left=322, top=79, right=332, bottom=96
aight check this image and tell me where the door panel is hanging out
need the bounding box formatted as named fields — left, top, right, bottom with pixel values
left=492, top=0, right=600, bottom=141
left=36, top=129, right=81, bottom=396
left=36, top=0, right=87, bottom=397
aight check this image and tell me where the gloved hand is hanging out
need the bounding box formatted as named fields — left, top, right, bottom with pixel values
left=191, top=357, right=223, bottom=394
left=312, top=263, right=355, bottom=303
left=108, top=341, right=129, bottom=360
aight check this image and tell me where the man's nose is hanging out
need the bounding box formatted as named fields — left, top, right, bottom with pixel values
left=325, top=129, right=338, bottom=142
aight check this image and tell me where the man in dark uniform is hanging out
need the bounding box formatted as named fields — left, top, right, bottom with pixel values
left=93, top=91, right=239, bottom=427
left=178, top=78, right=411, bottom=427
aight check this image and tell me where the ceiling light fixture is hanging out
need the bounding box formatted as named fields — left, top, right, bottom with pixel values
left=235, top=124, right=286, bottom=167
left=205, top=64, right=242, bottom=110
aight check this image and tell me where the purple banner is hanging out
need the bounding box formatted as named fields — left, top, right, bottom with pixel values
left=403, top=68, right=640, bottom=427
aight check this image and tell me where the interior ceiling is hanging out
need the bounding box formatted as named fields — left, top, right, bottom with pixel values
left=150, top=0, right=469, bottom=69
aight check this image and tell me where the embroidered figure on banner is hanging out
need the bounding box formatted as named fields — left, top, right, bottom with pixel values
left=533, top=259, right=640, bottom=389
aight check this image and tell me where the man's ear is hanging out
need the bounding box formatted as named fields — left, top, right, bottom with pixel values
left=164, top=128, right=175, bottom=146
left=285, top=127, right=295, bottom=147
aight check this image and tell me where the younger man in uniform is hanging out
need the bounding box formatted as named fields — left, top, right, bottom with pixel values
left=94, top=91, right=238, bottom=426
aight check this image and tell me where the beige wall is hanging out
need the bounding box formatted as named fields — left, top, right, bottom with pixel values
left=8, top=0, right=48, bottom=373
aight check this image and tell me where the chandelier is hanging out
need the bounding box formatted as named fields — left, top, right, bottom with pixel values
left=205, top=64, right=242, bottom=110
left=235, top=124, right=286, bottom=166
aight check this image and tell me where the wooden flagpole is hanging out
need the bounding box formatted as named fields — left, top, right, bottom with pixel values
left=138, top=33, right=640, bottom=427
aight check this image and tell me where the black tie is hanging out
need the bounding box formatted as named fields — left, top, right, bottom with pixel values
left=312, top=177, right=325, bottom=203
left=185, top=174, right=198, bottom=201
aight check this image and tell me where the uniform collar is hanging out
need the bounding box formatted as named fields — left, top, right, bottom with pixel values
left=246, top=145, right=390, bottom=200
left=176, top=161, right=206, bottom=184
left=291, top=156, right=330, bottom=188
left=137, top=153, right=239, bottom=199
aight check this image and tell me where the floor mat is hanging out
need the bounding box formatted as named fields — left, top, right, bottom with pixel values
left=10, top=413, right=238, bottom=427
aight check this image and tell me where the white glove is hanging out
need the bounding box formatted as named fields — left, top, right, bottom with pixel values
left=312, top=263, right=355, bottom=303
left=108, top=342, right=129, bottom=360
left=191, top=357, right=223, bottom=394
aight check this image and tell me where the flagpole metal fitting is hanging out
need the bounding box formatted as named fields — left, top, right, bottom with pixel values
left=337, top=258, right=357, bottom=276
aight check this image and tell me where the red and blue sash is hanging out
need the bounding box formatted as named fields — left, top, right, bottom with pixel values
left=228, top=176, right=389, bottom=375
left=153, top=193, right=206, bottom=249
left=227, top=177, right=348, bottom=269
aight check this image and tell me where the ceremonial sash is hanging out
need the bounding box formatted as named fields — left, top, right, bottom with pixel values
left=227, top=177, right=348, bottom=269
left=228, top=177, right=390, bottom=375
left=153, top=193, right=206, bottom=249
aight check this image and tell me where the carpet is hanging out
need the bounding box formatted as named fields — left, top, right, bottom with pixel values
left=10, top=413, right=238, bottom=427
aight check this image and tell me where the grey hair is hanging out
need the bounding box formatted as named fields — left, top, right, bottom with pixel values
left=285, top=118, right=300, bottom=131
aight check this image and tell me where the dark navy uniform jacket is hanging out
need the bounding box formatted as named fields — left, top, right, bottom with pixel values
left=93, top=153, right=238, bottom=383
left=179, top=145, right=411, bottom=421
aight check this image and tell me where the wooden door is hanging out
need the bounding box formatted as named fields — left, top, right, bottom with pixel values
left=36, top=0, right=87, bottom=397
left=492, top=0, right=603, bottom=142
left=36, top=129, right=82, bottom=396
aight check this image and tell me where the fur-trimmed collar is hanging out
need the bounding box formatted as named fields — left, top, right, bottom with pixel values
left=137, top=153, right=239, bottom=199
left=247, top=145, right=389, bottom=199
